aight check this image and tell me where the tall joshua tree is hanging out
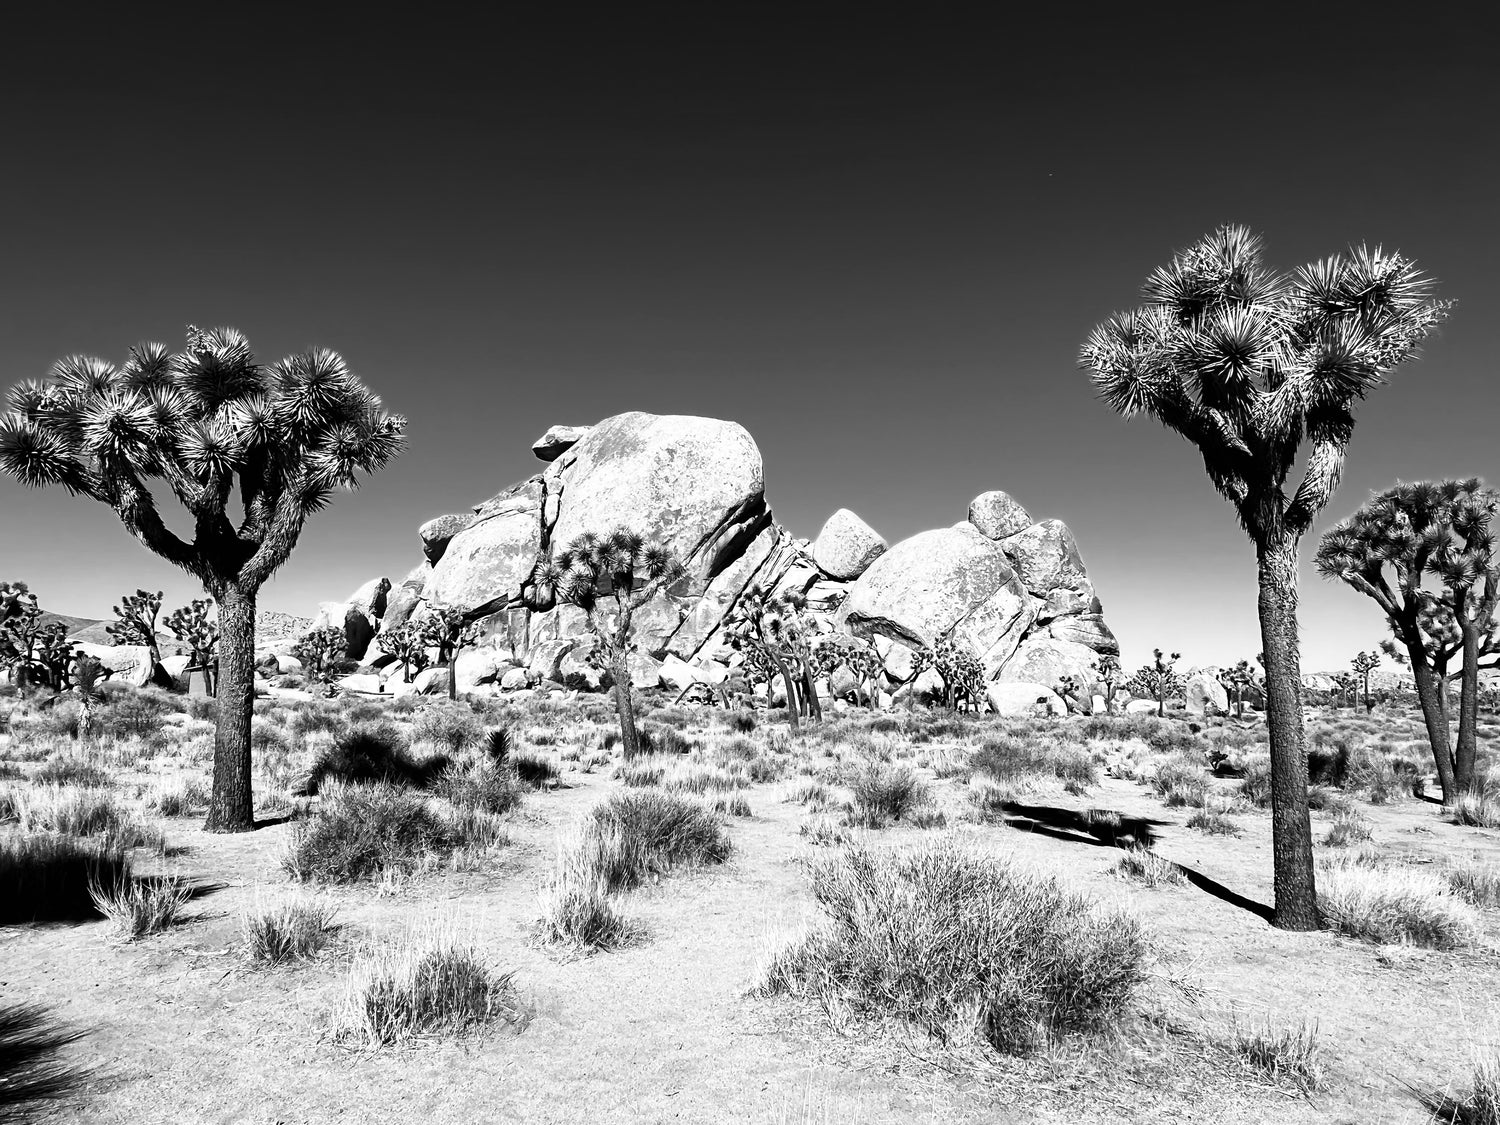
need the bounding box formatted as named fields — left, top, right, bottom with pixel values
left=529, top=528, right=685, bottom=759
left=1350, top=650, right=1381, bottom=711
left=1081, top=226, right=1447, bottom=930
left=0, top=327, right=405, bottom=831
left=1317, top=480, right=1497, bottom=799
left=165, top=597, right=219, bottom=694
left=1127, top=648, right=1183, bottom=718
left=106, top=589, right=164, bottom=672
left=1219, top=658, right=1259, bottom=719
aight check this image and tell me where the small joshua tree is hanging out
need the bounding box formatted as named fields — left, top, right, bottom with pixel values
left=529, top=528, right=685, bottom=759
left=1219, top=658, right=1259, bottom=719
left=0, top=583, right=46, bottom=689
left=1351, top=650, right=1381, bottom=711
left=165, top=598, right=219, bottom=694
left=68, top=652, right=109, bottom=742
left=811, top=634, right=882, bottom=709
left=913, top=631, right=986, bottom=712
left=418, top=604, right=482, bottom=701
left=106, top=589, right=164, bottom=672
left=382, top=623, right=430, bottom=684
left=1055, top=674, right=1088, bottom=715
left=725, top=584, right=812, bottom=729
left=1317, top=480, right=1499, bottom=801
left=0, top=327, right=405, bottom=830
left=292, top=627, right=347, bottom=691
left=1094, top=654, right=1123, bottom=713
left=1330, top=671, right=1359, bottom=711
left=1127, top=649, right=1183, bottom=718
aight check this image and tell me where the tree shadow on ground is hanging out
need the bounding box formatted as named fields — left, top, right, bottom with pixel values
left=997, top=801, right=1276, bottom=924
left=0, top=1002, right=89, bottom=1121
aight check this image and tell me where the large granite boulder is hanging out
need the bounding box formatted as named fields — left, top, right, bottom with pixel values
left=532, top=424, right=592, bottom=462
left=812, top=509, right=887, bottom=581
left=968, top=491, right=1032, bottom=541
left=1048, top=613, right=1118, bottom=655
left=311, top=601, right=377, bottom=662
left=986, top=681, right=1066, bottom=717
left=845, top=524, right=1035, bottom=676
left=1185, top=672, right=1230, bottom=715
left=998, top=520, right=1089, bottom=597
left=424, top=478, right=545, bottom=613
left=380, top=581, right=423, bottom=634
left=73, top=643, right=156, bottom=689
left=419, top=514, right=472, bottom=566
left=996, top=636, right=1100, bottom=695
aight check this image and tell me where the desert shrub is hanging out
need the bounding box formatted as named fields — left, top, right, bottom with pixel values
left=409, top=705, right=485, bottom=754
left=728, top=711, right=757, bottom=734
left=966, top=777, right=1029, bottom=819
left=0, top=1002, right=88, bottom=1119
left=88, top=874, right=191, bottom=940
left=1317, top=855, right=1479, bottom=948
left=284, top=784, right=452, bottom=883
left=759, top=843, right=1146, bottom=1055
left=1079, top=714, right=1205, bottom=755
left=287, top=701, right=341, bottom=739
left=1150, top=755, right=1209, bottom=807
left=640, top=725, right=694, bottom=756
left=298, top=726, right=438, bottom=795
left=800, top=817, right=852, bottom=847
left=847, top=763, right=928, bottom=828
left=1227, top=1016, right=1324, bottom=1090
left=1238, top=755, right=1272, bottom=807
left=1186, top=807, right=1241, bottom=836
left=242, top=899, right=338, bottom=965
left=972, top=735, right=1098, bottom=787
left=909, top=808, right=947, bottom=829
left=1113, top=849, right=1185, bottom=887
left=1414, top=1051, right=1500, bottom=1125
left=1322, top=809, right=1372, bottom=847
left=580, top=790, right=731, bottom=892
left=615, top=759, right=666, bottom=788
left=713, top=794, right=753, bottom=817
left=144, top=777, right=210, bottom=817
left=511, top=751, right=559, bottom=789
left=432, top=758, right=524, bottom=816
left=95, top=689, right=177, bottom=740
left=32, top=757, right=114, bottom=789
left=10, top=785, right=151, bottom=843
left=785, top=780, right=830, bottom=807
left=0, top=833, right=129, bottom=923
left=1444, top=858, right=1500, bottom=908
left=1451, top=792, right=1500, bottom=830
left=343, top=930, right=523, bottom=1046
left=536, top=871, right=635, bottom=951
left=1305, top=784, right=1350, bottom=814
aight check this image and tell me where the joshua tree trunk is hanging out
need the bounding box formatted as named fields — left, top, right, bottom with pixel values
left=801, top=660, right=822, bottom=721
left=1455, top=621, right=1481, bottom=794
left=609, top=648, right=641, bottom=758
left=768, top=651, right=800, bottom=731
left=1156, top=694, right=1164, bottom=718
left=1408, top=652, right=1457, bottom=801
left=1256, top=535, right=1318, bottom=931
left=448, top=634, right=463, bottom=702
left=206, top=582, right=257, bottom=832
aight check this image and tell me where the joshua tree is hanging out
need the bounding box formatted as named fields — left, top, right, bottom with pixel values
left=1219, top=658, right=1259, bottom=719
left=913, top=631, right=987, bottom=712
left=529, top=528, right=685, bottom=759
left=725, top=583, right=811, bottom=729
left=1351, top=650, right=1381, bottom=711
left=165, top=597, right=219, bottom=694
left=0, top=584, right=45, bottom=688
left=292, top=626, right=347, bottom=690
left=1126, top=649, right=1183, bottom=718
left=66, top=652, right=109, bottom=742
left=106, top=589, right=164, bottom=672
left=811, top=634, right=882, bottom=709
left=382, top=623, right=430, bottom=684
left=0, top=327, right=405, bottom=831
left=1317, top=480, right=1498, bottom=800
left=1329, top=671, right=1357, bottom=711
left=1055, top=674, right=1089, bottom=715
left=1081, top=226, right=1447, bottom=931
left=1092, top=655, right=1124, bottom=713
left=418, top=605, right=484, bottom=701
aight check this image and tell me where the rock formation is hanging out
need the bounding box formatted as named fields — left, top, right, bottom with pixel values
left=336, top=411, right=1120, bottom=707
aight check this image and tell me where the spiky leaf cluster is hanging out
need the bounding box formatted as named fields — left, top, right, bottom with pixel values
left=913, top=632, right=986, bottom=710
left=106, top=589, right=163, bottom=651
left=382, top=624, right=430, bottom=680
left=1127, top=648, right=1184, bottom=705
left=291, top=627, right=347, bottom=683
left=1081, top=227, right=1448, bottom=540
left=532, top=528, right=685, bottom=621
left=164, top=598, right=219, bottom=665
left=0, top=327, right=406, bottom=591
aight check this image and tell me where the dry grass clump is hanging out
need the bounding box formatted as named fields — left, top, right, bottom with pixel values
left=408, top=704, right=486, bottom=754
left=584, top=790, right=731, bottom=891
left=284, top=784, right=452, bottom=883
left=1451, top=792, right=1500, bottom=829
left=0, top=833, right=130, bottom=923
left=800, top=817, right=852, bottom=847
left=1186, top=806, right=1241, bottom=836
left=1113, top=849, right=1186, bottom=887
left=845, top=763, right=928, bottom=828
left=88, top=873, right=192, bottom=940
left=511, top=750, right=560, bottom=788
left=1149, top=755, right=1209, bottom=807
left=758, top=843, right=1146, bottom=1055
left=714, top=793, right=753, bottom=817
left=33, top=756, right=114, bottom=789
left=10, top=785, right=158, bottom=848
left=1322, top=808, right=1372, bottom=847
left=1317, top=854, right=1479, bottom=948
left=972, top=734, right=1098, bottom=788
left=432, top=755, right=524, bottom=816
left=144, top=777, right=210, bottom=817
left=342, top=927, right=524, bottom=1046
left=535, top=826, right=641, bottom=952
left=1415, top=1050, right=1500, bottom=1125
left=1444, top=858, right=1500, bottom=908
left=241, top=897, right=339, bottom=965
left=1226, top=1015, right=1324, bottom=1090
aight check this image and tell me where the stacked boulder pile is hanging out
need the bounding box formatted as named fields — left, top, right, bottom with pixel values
left=319, top=411, right=1120, bottom=712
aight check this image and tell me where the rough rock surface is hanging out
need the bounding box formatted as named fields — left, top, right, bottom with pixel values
left=424, top=479, right=546, bottom=613
left=419, top=514, right=472, bottom=566
left=986, top=681, right=1066, bottom=717
left=1185, top=672, right=1230, bottom=715
left=999, top=520, right=1089, bottom=597
left=311, top=601, right=377, bottom=662
left=996, top=636, right=1101, bottom=695
left=531, top=424, right=592, bottom=462
left=73, top=643, right=156, bottom=689
left=811, top=509, right=887, bottom=581
left=968, top=491, right=1032, bottom=541
left=845, top=525, right=1034, bottom=675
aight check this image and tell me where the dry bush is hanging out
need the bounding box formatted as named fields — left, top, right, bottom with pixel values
left=1452, top=792, right=1500, bottom=830
left=580, top=790, right=731, bottom=892
left=284, top=784, right=452, bottom=883
left=10, top=785, right=155, bottom=846
left=799, top=817, right=851, bottom=847
left=408, top=703, right=485, bottom=754
left=0, top=1002, right=88, bottom=1120
left=1317, top=855, right=1479, bottom=948
left=145, top=777, right=210, bottom=818
left=535, top=825, right=640, bottom=952
left=1415, top=1050, right=1500, bottom=1125
left=1322, top=808, right=1372, bottom=847
left=1226, top=1015, right=1324, bottom=1090
left=971, top=734, right=1097, bottom=788
left=759, top=843, right=1145, bottom=1055
left=1150, top=755, right=1210, bottom=807
left=845, top=763, right=928, bottom=828
left=342, top=927, right=524, bottom=1046
left=32, top=757, right=113, bottom=789
left=713, top=794, right=753, bottom=817
left=1113, top=849, right=1186, bottom=887
left=241, top=897, right=339, bottom=965
left=88, top=873, right=191, bottom=940
left=1444, top=858, right=1500, bottom=909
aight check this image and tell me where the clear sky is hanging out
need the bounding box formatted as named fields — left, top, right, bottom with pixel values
left=1, top=10, right=1494, bottom=672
